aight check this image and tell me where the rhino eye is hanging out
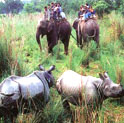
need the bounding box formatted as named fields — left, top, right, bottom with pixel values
left=112, top=87, right=116, bottom=90
left=105, top=86, right=109, bottom=91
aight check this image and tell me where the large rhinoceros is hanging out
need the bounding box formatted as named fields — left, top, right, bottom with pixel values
left=0, top=65, right=55, bottom=122
left=56, top=70, right=124, bottom=121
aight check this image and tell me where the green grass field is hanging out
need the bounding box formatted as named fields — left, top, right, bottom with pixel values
left=0, top=12, right=124, bottom=122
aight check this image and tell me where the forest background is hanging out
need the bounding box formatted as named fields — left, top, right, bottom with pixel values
left=0, top=0, right=124, bottom=122
left=0, top=0, right=124, bottom=17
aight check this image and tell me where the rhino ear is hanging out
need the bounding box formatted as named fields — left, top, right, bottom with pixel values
left=39, top=64, right=45, bottom=71
left=99, top=73, right=105, bottom=81
left=103, top=72, right=109, bottom=78
left=47, top=65, right=55, bottom=73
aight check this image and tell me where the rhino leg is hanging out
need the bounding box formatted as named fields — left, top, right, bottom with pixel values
left=62, top=97, right=71, bottom=113
left=4, top=115, right=16, bottom=123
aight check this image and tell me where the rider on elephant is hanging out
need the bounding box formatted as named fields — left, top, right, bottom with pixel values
left=44, top=2, right=66, bottom=21
left=77, top=4, right=96, bottom=21
left=44, top=6, right=50, bottom=20
left=78, top=6, right=84, bottom=19
left=83, top=4, right=96, bottom=21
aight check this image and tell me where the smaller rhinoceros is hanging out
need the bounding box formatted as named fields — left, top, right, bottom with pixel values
left=0, top=65, right=55, bottom=122
left=56, top=70, right=124, bottom=114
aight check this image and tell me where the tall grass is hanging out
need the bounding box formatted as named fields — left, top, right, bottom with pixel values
left=0, top=12, right=124, bottom=122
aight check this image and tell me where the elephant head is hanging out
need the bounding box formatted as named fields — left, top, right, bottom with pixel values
left=73, top=19, right=79, bottom=31
left=73, top=19, right=80, bottom=46
left=36, top=19, right=57, bottom=51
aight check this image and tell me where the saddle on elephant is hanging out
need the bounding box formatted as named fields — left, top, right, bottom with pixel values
left=81, top=17, right=97, bottom=23
left=49, top=17, right=67, bottom=26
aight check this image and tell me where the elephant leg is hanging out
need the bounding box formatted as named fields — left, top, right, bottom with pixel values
left=82, top=35, right=88, bottom=47
left=79, top=34, right=83, bottom=49
left=48, top=40, right=57, bottom=54
left=48, top=43, right=53, bottom=53
left=94, top=31, right=99, bottom=48
left=62, top=38, right=69, bottom=55
left=93, top=38, right=99, bottom=48
left=76, top=31, right=80, bottom=47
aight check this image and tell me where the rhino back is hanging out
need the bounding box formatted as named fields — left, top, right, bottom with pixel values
left=57, top=70, right=100, bottom=104
left=0, top=76, right=20, bottom=99
left=14, top=72, right=44, bottom=99
left=57, top=70, right=85, bottom=96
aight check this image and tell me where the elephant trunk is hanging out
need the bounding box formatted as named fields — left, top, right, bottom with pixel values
left=36, top=31, right=42, bottom=51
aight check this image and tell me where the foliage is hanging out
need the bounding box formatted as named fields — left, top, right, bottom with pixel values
left=0, top=0, right=23, bottom=14
left=117, top=0, right=124, bottom=15
left=24, top=0, right=43, bottom=13
left=0, top=0, right=124, bottom=16
left=93, top=0, right=110, bottom=17
left=24, top=2, right=35, bottom=13
left=0, top=2, right=5, bottom=14
left=0, top=10, right=124, bottom=122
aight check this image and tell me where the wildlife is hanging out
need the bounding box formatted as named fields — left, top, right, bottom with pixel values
left=73, top=19, right=99, bottom=48
left=0, top=65, right=55, bottom=122
left=36, top=19, right=71, bottom=55
left=56, top=70, right=124, bottom=120
left=73, top=3, right=99, bottom=48
left=36, top=1, right=71, bottom=55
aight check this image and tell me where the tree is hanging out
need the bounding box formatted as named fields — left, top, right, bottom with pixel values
left=117, top=0, right=124, bottom=15
left=0, top=2, right=6, bottom=14
left=24, top=3, right=35, bottom=13
left=1, top=0, right=24, bottom=14
left=93, top=0, right=109, bottom=17
left=23, top=0, right=44, bottom=13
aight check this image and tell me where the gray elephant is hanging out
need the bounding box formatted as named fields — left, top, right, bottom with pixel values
left=36, top=19, right=71, bottom=55
left=73, top=19, right=99, bottom=48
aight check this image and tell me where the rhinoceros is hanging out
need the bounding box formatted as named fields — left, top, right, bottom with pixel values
left=56, top=70, right=124, bottom=116
left=0, top=65, right=55, bottom=122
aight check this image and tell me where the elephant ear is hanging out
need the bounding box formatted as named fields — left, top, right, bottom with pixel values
left=73, top=19, right=79, bottom=30
left=47, top=22, right=54, bottom=33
